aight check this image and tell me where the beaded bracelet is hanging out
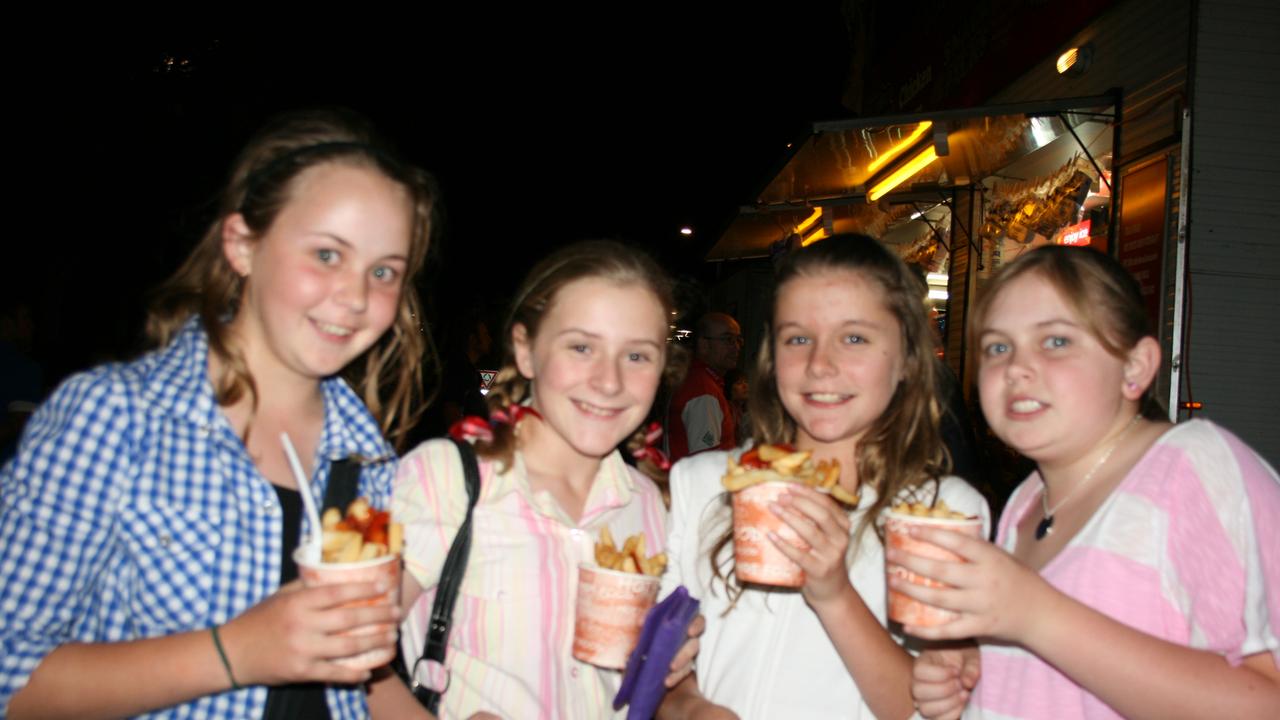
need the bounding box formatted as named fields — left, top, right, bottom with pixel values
left=210, top=625, right=242, bottom=690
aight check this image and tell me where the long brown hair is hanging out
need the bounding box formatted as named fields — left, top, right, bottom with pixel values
left=970, top=244, right=1165, bottom=418
left=476, top=240, right=679, bottom=470
left=147, top=108, right=439, bottom=450
left=709, top=234, right=947, bottom=604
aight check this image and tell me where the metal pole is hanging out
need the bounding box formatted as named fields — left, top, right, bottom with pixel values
left=1169, top=108, right=1192, bottom=421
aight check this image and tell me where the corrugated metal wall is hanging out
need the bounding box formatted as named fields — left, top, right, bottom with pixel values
left=989, top=0, right=1189, bottom=156
left=1187, top=0, right=1280, bottom=465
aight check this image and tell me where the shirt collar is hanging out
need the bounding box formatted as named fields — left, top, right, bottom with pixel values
left=489, top=448, right=638, bottom=527
left=141, top=316, right=393, bottom=463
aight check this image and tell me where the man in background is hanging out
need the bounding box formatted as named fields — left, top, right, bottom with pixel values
left=667, top=311, right=741, bottom=461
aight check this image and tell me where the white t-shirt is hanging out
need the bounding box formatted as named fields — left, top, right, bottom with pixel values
left=661, top=449, right=991, bottom=719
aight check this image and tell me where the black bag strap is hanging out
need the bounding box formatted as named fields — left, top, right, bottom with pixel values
left=322, top=457, right=361, bottom=513
left=407, top=437, right=482, bottom=713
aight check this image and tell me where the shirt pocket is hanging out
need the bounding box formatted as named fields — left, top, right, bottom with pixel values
left=118, top=500, right=219, bottom=632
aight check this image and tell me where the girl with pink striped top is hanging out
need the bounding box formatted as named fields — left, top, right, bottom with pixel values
left=369, top=241, right=699, bottom=719
left=893, top=245, right=1280, bottom=719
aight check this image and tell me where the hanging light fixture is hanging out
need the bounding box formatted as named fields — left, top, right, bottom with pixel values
left=867, top=146, right=939, bottom=202
left=1056, top=44, right=1093, bottom=76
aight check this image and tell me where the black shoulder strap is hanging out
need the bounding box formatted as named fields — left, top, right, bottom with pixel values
left=322, top=457, right=361, bottom=513
left=409, top=438, right=481, bottom=713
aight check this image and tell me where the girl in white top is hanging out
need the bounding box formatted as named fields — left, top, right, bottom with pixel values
left=659, top=234, right=989, bottom=720
left=900, top=245, right=1280, bottom=719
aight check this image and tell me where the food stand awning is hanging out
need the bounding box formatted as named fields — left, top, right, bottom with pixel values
left=708, top=94, right=1118, bottom=260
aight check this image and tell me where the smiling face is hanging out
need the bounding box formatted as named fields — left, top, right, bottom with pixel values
left=976, top=272, right=1136, bottom=467
left=773, top=269, right=905, bottom=460
left=224, top=162, right=412, bottom=387
left=513, top=277, right=668, bottom=464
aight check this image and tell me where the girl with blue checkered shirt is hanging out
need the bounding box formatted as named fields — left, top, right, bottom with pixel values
left=0, top=109, right=439, bottom=719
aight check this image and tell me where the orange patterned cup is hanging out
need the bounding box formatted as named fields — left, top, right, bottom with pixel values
left=884, top=511, right=982, bottom=627
left=294, top=548, right=401, bottom=669
left=572, top=563, right=661, bottom=669
left=732, top=481, right=809, bottom=587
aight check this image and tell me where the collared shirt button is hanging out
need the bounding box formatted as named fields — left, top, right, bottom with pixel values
left=570, top=528, right=585, bottom=540
left=158, top=534, right=171, bottom=547
left=199, top=423, right=213, bottom=437
left=570, top=666, right=580, bottom=679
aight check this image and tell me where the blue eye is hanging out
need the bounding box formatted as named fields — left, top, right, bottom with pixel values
left=316, top=248, right=340, bottom=264
left=783, top=335, right=809, bottom=346
left=983, top=342, right=1010, bottom=357
left=571, top=344, right=590, bottom=354
left=844, top=334, right=866, bottom=345
left=1043, top=336, right=1070, bottom=350
left=628, top=351, right=651, bottom=363
left=371, top=265, right=399, bottom=284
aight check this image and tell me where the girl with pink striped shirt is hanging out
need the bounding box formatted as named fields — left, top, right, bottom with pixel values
left=371, top=241, right=699, bottom=719
left=895, top=246, right=1280, bottom=719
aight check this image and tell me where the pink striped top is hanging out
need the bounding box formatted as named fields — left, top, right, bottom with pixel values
left=392, top=439, right=667, bottom=720
left=969, top=420, right=1280, bottom=719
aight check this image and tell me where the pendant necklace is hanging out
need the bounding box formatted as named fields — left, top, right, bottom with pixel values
left=1036, top=414, right=1142, bottom=541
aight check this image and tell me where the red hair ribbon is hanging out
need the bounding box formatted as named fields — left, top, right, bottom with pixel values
left=490, top=405, right=541, bottom=425
left=631, top=421, right=671, bottom=471
left=449, top=416, right=493, bottom=443
left=448, top=405, right=543, bottom=443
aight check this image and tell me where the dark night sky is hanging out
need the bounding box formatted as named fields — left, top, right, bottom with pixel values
left=15, top=11, right=851, bottom=382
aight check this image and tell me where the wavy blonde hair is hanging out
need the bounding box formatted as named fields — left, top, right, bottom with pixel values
left=147, top=108, right=439, bottom=450
left=709, top=234, right=948, bottom=606
left=476, top=240, right=680, bottom=469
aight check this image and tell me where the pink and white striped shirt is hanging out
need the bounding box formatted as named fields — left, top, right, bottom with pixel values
left=969, top=420, right=1280, bottom=719
left=392, top=439, right=667, bottom=720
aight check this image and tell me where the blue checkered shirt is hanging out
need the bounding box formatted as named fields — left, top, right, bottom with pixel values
left=0, top=318, right=396, bottom=718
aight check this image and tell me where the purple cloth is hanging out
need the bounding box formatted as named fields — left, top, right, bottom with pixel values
left=614, top=586, right=701, bottom=719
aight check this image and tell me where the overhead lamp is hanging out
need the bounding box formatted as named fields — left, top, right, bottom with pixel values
left=1056, top=44, right=1092, bottom=76
left=867, top=121, right=933, bottom=174
left=867, top=146, right=939, bottom=203
left=794, top=207, right=822, bottom=235
left=801, top=227, right=828, bottom=247
left=927, top=288, right=948, bottom=301
left=679, top=226, right=693, bottom=236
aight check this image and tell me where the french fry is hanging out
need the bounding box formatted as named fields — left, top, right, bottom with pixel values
left=323, top=530, right=361, bottom=553
left=347, top=497, right=372, bottom=522
left=722, top=469, right=779, bottom=492
left=594, top=527, right=666, bottom=576
left=830, top=485, right=860, bottom=506
left=891, top=499, right=970, bottom=520
left=721, top=445, right=858, bottom=506
left=757, top=444, right=789, bottom=462
left=319, top=497, right=402, bottom=563
left=322, top=507, right=343, bottom=529
left=771, top=450, right=811, bottom=473
left=388, top=522, right=404, bottom=555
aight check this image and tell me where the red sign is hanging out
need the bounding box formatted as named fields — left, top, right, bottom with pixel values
left=1059, top=220, right=1092, bottom=246
left=1117, top=158, right=1169, bottom=330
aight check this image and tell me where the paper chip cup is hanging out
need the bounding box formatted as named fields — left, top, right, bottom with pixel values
left=884, top=511, right=982, bottom=627
left=732, top=480, right=808, bottom=588
left=571, top=563, right=660, bottom=669
left=293, top=548, right=401, bottom=669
